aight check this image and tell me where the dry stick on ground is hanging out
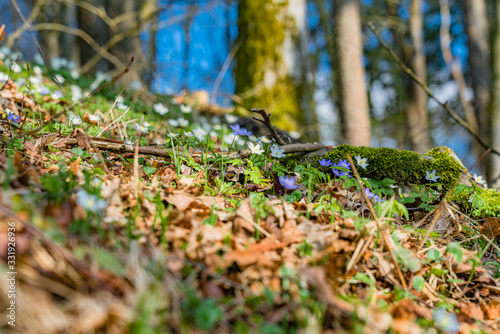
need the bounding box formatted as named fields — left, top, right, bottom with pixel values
left=368, top=22, right=500, bottom=158
left=250, top=108, right=287, bottom=145
left=346, top=154, right=408, bottom=290
left=63, top=136, right=326, bottom=159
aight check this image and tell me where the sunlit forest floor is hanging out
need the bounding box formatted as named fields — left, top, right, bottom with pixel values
left=1, top=50, right=500, bottom=333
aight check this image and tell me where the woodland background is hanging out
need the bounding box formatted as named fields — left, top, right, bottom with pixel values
left=2, top=0, right=500, bottom=187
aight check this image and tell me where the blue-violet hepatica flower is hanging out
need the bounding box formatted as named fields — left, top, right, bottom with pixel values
left=319, top=159, right=332, bottom=167
left=337, top=159, right=351, bottom=170
left=279, top=175, right=299, bottom=190
left=6, top=110, right=19, bottom=123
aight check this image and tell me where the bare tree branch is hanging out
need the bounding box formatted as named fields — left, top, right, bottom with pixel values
left=368, top=22, right=500, bottom=157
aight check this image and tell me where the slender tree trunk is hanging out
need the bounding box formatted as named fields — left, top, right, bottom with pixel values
left=234, top=0, right=317, bottom=141
left=462, top=0, right=491, bottom=177
left=490, top=0, right=500, bottom=188
left=35, top=0, right=62, bottom=61
left=333, top=0, right=370, bottom=146
left=406, top=0, right=430, bottom=153
left=106, top=0, right=145, bottom=87
left=77, top=0, right=109, bottom=74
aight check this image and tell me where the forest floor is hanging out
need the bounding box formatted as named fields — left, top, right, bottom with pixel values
left=0, top=52, right=500, bottom=334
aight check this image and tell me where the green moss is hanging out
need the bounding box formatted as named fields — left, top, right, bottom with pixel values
left=281, top=145, right=464, bottom=189
left=450, top=187, right=500, bottom=218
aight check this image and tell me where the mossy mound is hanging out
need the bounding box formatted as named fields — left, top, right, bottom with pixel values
left=282, top=144, right=465, bottom=190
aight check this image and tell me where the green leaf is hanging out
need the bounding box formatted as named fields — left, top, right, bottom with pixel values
left=429, top=268, right=448, bottom=277
left=71, top=147, right=84, bottom=156
left=90, top=248, right=126, bottom=276
left=143, top=166, right=155, bottom=175
left=446, top=242, right=463, bottom=264
left=446, top=278, right=465, bottom=284
left=194, top=299, right=222, bottom=331
left=426, top=249, right=441, bottom=262
left=412, top=276, right=425, bottom=292
left=286, top=190, right=302, bottom=203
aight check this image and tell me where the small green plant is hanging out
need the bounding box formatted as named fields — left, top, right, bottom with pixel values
left=297, top=239, right=314, bottom=257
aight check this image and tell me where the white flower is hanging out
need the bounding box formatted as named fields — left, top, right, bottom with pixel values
left=184, top=131, right=193, bottom=137
left=55, top=74, right=65, bottom=84
left=29, top=75, right=42, bottom=85
left=209, top=131, right=217, bottom=138
left=51, top=90, right=64, bottom=100
left=260, top=136, right=272, bottom=143
left=69, top=113, right=82, bottom=125
left=51, top=57, right=67, bottom=70
left=34, top=54, right=44, bottom=64
left=124, top=139, right=134, bottom=145
left=289, top=131, right=301, bottom=139
left=154, top=103, right=169, bottom=115
left=472, top=173, right=486, bottom=186
left=89, top=114, right=100, bottom=122
left=76, top=189, right=107, bottom=212
left=270, top=144, right=286, bottom=158
left=70, top=69, right=80, bottom=79
left=130, top=80, right=142, bottom=90
left=178, top=118, right=189, bottom=127
left=33, top=66, right=43, bottom=75
left=133, top=123, right=149, bottom=133
left=225, top=114, right=238, bottom=123
left=425, top=170, right=440, bottom=182
left=0, top=72, right=9, bottom=83
left=168, top=119, right=179, bottom=127
left=180, top=104, right=192, bottom=113
left=11, top=63, right=22, bottom=73
left=70, top=85, right=82, bottom=101
left=193, top=127, right=208, bottom=141
left=223, top=133, right=235, bottom=144
left=167, top=132, right=178, bottom=138
left=248, top=142, right=264, bottom=155
left=355, top=155, right=369, bottom=169
left=116, top=102, right=128, bottom=110
left=116, top=95, right=124, bottom=103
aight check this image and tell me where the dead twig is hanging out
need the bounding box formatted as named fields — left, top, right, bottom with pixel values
left=346, top=154, right=408, bottom=290
left=250, top=108, right=287, bottom=145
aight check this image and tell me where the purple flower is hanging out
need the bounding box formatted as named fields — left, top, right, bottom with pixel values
left=230, top=124, right=244, bottom=136
left=337, top=159, right=351, bottom=170
left=365, top=188, right=385, bottom=204
left=364, top=188, right=375, bottom=199
left=240, top=128, right=252, bottom=137
left=7, top=111, right=19, bottom=123
left=332, top=163, right=351, bottom=178
left=279, top=175, right=298, bottom=190
left=319, top=159, right=332, bottom=167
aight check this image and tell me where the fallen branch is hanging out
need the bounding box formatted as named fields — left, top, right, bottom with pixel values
left=63, top=136, right=327, bottom=159
left=250, top=108, right=287, bottom=145
left=368, top=22, right=500, bottom=158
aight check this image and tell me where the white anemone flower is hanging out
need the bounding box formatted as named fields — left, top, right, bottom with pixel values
left=248, top=142, right=264, bottom=155
left=270, top=144, right=286, bottom=158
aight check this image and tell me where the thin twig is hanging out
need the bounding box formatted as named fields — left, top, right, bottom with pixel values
left=368, top=22, right=500, bottom=158
left=346, top=154, right=408, bottom=289
left=250, top=108, right=286, bottom=145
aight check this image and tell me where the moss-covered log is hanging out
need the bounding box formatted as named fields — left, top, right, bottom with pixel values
left=282, top=145, right=469, bottom=190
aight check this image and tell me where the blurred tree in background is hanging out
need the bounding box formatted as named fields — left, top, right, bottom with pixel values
left=3, top=0, right=500, bottom=187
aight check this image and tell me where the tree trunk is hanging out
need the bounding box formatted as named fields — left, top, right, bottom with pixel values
left=333, top=0, right=370, bottom=146
left=35, top=0, right=62, bottom=61
left=462, top=0, right=491, bottom=177
left=234, top=0, right=317, bottom=141
left=106, top=0, right=145, bottom=87
left=77, top=0, right=110, bottom=74
left=490, top=0, right=500, bottom=188
left=406, top=0, right=430, bottom=154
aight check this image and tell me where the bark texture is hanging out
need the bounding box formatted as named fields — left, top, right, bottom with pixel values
left=333, top=0, right=371, bottom=146
left=407, top=0, right=429, bottom=153
left=234, top=0, right=316, bottom=140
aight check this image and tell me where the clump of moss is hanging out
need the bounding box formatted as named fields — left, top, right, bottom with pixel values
left=281, top=145, right=464, bottom=190
left=450, top=187, right=500, bottom=218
